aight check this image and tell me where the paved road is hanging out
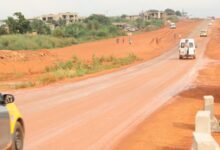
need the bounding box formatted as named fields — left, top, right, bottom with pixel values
left=11, top=21, right=210, bottom=150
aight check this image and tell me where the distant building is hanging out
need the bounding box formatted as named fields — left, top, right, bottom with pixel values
left=140, top=10, right=165, bottom=20
left=124, top=15, right=140, bottom=21
left=35, top=12, right=82, bottom=24
left=124, top=10, right=165, bottom=21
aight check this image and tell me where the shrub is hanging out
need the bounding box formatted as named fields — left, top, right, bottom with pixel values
left=85, top=14, right=111, bottom=25
left=0, top=34, right=77, bottom=50
left=52, top=28, right=64, bottom=37
left=52, top=15, right=125, bottom=43
left=151, top=19, right=164, bottom=28
left=41, top=54, right=139, bottom=84
left=30, top=19, right=51, bottom=34
left=0, top=25, right=8, bottom=35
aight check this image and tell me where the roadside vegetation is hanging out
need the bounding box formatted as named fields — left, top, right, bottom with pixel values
left=52, top=15, right=125, bottom=42
left=0, top=54, right=139, bottom=89
left=0, top=35, right=77, bottom=50
left=0, top=8, right=183, bottom=50
left=39, top=54, right=139, bottom=85
left=0, top=13, right=125, bottom=50
left=136, top=19, right=165, bottom=31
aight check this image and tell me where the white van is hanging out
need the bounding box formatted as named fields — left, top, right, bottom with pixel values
left=179, top=38, right=196, bottom=59
left=200, top=29, right=208, bottom=37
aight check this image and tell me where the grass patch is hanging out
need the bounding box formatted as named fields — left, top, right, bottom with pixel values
left=0, top=54, right=139, bottom=89
left=0, top=81, right=36, bottom=89
left=0, top=34, right=77, bottom=50
left=38, top=69, right=76, bottom=85
left=39, top=54, right=139, bottom=85
left=13, top=82, right=36, bottom=89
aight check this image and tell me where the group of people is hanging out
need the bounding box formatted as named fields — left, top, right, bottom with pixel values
left=116, top=36, right=133, bottom=45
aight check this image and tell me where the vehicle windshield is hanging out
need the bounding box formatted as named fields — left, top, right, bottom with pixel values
left=181, top=42, right=194, bottom=48
left=189, top=42, right=194, bottom=47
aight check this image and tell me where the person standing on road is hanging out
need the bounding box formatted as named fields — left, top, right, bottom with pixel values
left=174, top=33, right=177, bottom=39
left=129, top=37, right=132, bottom=45
left=122, top=37, right=125, bottom=44
left=127, top=32, right=132, bottom=45
left=156, top=38, right=159, bottom=45
left=116, top=38, right=119, bottom=44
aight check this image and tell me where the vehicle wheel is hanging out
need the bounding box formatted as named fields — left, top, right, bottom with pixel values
left=9, top=122, right=24, bottom=150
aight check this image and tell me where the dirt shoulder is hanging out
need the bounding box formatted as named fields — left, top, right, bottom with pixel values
left=114, top=20, right=220, bottom=150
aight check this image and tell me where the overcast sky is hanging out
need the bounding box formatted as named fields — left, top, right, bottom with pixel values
left=0, top=0, right=219, bottom=19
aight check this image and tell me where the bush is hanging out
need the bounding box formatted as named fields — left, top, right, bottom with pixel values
left=85, top=14, right=111, bottom=25
left=133, top=19, right=153, bottom=30
left=151, top=19, right=164, bottom=28
left=43, top=54, right=139, bottom=82
left=52, top=28, right=64, bottom=37
left=30, top=19, right=51, bottom=34
left=0, top=34, right=77, bottom=50
left=63, top=23, right=87, bottom=38
left=51, top=14, right=125, bottom=43
left=0, top=25, right=8, bottom=35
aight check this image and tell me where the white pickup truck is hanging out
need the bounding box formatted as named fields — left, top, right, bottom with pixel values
left=179, top=38, right=197, bottom=59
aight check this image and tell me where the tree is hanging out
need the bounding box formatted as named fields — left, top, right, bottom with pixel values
left=5, top=12, right=31, bottom=34
left=30, top=19, right=51, bottom=34
left=63, top=23, right=87, bottom=38
left=165, top=8, right=176, bottom=16
left=0, top=25, right=8, bottom=35
left=175, top=11, right=182, bottom=16
left=13, top=12, right=31, bottom=33
left=52, top=27, right=64, bottom=37
left=85, top=14, right=111, bottom=25
left=57, top=19, right=67, bottom=27
left=87, top=20, right=100, bottom=30
left=5, top=17, right=17, bottom=33
left=135, top=19, right=150, bottom=29
left=121, top=14, right=127, bottom=19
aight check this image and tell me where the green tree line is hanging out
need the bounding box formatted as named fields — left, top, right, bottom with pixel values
left=0, top=13, right=125, bottom=40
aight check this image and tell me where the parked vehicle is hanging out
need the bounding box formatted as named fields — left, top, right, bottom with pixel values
left=179, top=38, right=197, bottom=59
left=170, top=22, right=176, bottom=29
left=125, top=26, right=139, bottom=32
left=200, top=30, right=208, bottom=37
left=0, top=93, right=24, bottom=150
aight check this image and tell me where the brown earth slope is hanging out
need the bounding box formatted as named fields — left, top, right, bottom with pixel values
left=0, top=20, right=199, bottom=76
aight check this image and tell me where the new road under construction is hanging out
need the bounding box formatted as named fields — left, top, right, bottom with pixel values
left=1, top=18, right=220, bottom=150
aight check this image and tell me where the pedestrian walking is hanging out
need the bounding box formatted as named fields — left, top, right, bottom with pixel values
left=127, top=32, right=133, bottom=45
left=122, top=38, right=125, bottom=44
left=156, top=38, right=159, bottom=45
left=129, top=37, right=132, bottom=45
left=116, top=38, right=119, bottom=44
left=174, top=33, right=177, bottom=39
